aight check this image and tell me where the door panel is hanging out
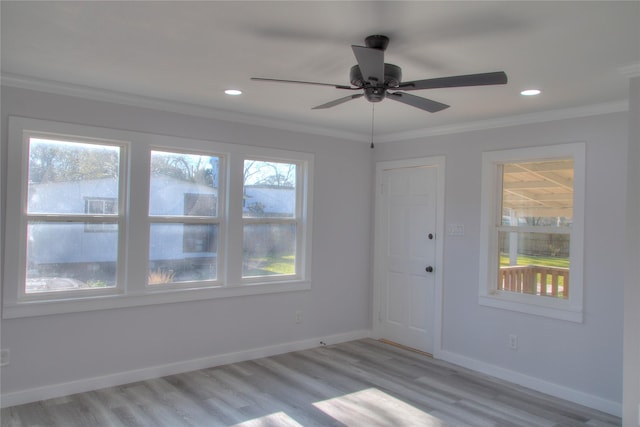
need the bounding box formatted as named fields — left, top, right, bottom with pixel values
left=376, top=165, right=438, bottom=353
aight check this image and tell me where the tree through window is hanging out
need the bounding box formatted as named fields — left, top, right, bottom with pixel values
left=25, top=137, right=123, bottom=293
left=242, top=160, right=298, bottom=278
left=148, top=150, right=220, bottom=285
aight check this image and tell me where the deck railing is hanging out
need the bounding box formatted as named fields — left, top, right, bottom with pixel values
left=498, top=265, right=569, bottom=299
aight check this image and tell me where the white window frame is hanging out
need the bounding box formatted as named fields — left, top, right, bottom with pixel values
left=241, top=157, right=304, bottom=283
left=5, top=129, right=129, bottom=305
left=478, top=143, right=585, bottom=323
left=146, top=147, right=225, bottom=290
left=4, top=117, right=313, bottom=319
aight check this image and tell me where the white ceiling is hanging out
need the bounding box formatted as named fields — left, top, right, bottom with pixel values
left=1, top=1, right=638, bottom=143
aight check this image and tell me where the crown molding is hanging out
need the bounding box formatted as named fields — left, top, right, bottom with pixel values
left=0, top=72, right=367, bottom=143
left=376, top=100, right=629, bottom=143
left=2, top=72, right=629, bottom=145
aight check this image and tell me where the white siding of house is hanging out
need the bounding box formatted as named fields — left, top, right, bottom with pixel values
left=27, top=177, right=218, bottom=264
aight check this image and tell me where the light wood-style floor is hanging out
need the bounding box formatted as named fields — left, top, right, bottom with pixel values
left=1, top=339, right=621, bottom=426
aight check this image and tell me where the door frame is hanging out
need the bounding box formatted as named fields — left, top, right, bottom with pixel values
left=372, top=156, right=445, bottom=357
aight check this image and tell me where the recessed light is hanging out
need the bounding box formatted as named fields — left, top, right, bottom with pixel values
left=224, top=89, right=242, bottom=96
left=520, top=89, right=541, bottom=96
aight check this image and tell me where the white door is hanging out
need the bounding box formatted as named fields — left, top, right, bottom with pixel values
left=374, top=160, right=442, bottom=354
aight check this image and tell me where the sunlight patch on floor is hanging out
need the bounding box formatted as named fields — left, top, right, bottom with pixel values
left=231, top=411, right=303, bottom=427
left=314, top=387, right=445, bottom=426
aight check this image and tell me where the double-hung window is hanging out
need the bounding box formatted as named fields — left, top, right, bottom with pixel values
left=148, top=150, right=222, bottom=286
left=4, top=117, right=313, bottom=318
left=478, top=143, right=585, bottom=322
left=242, top=159, right=299, bottom=279
left=14, top=132, right=127, bottom=297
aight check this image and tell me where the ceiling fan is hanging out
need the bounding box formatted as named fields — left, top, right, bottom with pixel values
left=251, top=35, right=508, bottom=113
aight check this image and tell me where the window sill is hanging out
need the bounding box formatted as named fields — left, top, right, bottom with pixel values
left=479, top=292, right=583, bottom=323
left=2, top=280, right=311, bottom=319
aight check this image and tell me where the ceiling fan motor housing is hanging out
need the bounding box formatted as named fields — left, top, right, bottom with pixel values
left=349, top=63, right=402, bottom=93
left=350, top=63, right=402, bottom=102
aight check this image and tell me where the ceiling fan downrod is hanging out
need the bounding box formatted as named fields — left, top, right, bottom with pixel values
left=364, top=34, right=390, bottom=51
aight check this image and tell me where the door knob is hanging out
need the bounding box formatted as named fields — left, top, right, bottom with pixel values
left=425, top=266, right=433, bottom=273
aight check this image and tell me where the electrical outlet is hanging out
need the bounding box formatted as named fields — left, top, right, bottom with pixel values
left=0, top=349, right=9, bottom=366
left=508, top=334, right=518, bottom=350
left=295, top=311, right=302, bottom=324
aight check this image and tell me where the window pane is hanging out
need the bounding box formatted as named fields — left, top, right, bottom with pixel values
left=243, top=160, right=296, bottom=218
left=150, top=151, right=219, bottom=217
left=498, top=231, right=569, bottom=298
left=26, top=222, right=118, bottom=293
left=85, top=198, right=117, bottom=215
left=27, top=138, right=120, bottom=214
left=501, top=159, right=573, bottom=227
left=243, top=223, right=296, bottom=277
left=148, top=223, right=218, bottom=284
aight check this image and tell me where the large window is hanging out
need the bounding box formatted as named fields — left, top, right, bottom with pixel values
left=478, top=144, right=585, bottom=322
left=4, top=117, right=313, bottom=318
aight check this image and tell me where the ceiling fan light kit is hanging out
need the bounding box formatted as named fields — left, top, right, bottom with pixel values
left=251, top=34, right=508, bottom=113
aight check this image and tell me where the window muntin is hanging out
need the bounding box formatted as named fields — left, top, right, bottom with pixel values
left=84, top=198, right=118, bottom=232
left=24, top=136, right=124, bottom=294
left=242, top=160, right=298, bottom=278
left=85, top=198, right=118, bottom=215
left=148, top=150, right=221, bottom=286
left=497, top=159, right=573, bottom=299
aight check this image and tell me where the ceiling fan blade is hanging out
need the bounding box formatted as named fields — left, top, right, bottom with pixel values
left=351, top=45, right=385, bottom=86
left=398, top=71, right=508, bottom=91
left=387, top=92, right=450, bottom=113
left=312, top=94, right=364, bottom=109
left=251, top=77, right=355, bottom=90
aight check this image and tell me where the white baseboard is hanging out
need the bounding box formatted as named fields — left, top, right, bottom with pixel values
left=0, top=329, right=372, bottom=408
left=437, top=349, right=621, bottom=417
left=3, top=331, right=619, bottom=418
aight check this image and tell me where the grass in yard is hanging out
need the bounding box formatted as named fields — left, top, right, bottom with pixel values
left=243, top=253, right=295, bottom=276
left=500, top=254, right=569, bottom=268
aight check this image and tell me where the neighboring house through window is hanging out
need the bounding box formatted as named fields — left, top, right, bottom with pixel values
left=22, top=135, right=125, bottom=295
left=148, top=149, right=221, bottom=285
left=3, top=117, right=313, bottom=318
left=183, top=193, right=217, bottom=254
left=85, top=197, right=118, bottom=232
left=242, top=160, right=298, bottom=279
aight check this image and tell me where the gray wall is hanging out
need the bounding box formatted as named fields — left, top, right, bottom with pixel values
left=374, top=112, right=627, bottom=408
left=623, top=75, right=640, bottom=425
left=0, top=86, right=374, bottom=396
left=0, top=84, right=629, bottom=413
